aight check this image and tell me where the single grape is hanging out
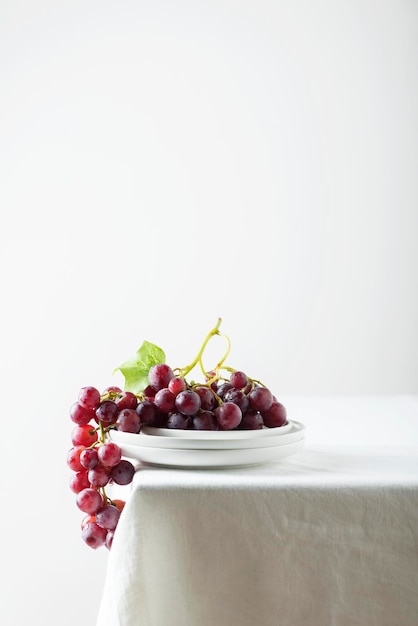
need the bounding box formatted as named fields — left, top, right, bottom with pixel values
left=214, top=402, right=242, bottom=430
left=71, top=424, right=98, bottom=447
left=223, top=388, right=249, bottom=413
left=154, top=388, right=176, bottom=413
left=110, top=460, right=135, bottom=485
left=67, top=446, right=85, bottom=472
left=194, top=386, right=217, bottom=410
left=262, top=401, right=287, bottom=428
left=116, top=391, right=138, bottom=410
left=97, top=442, right=122, bottom=467
left=136, top=400, right=157, bottom=425
left=70, top=402, right=96, bottom=425
left=216, top=382, right=234, bottom=399
left=248, top=386, right=273, bottom=412
left=116, top=408, right=141, bottom=433
left=167, top=412, right=189, bottom=429
left=82, top=521, right=108, bottom=549
left=239, top=409, right=264, bottom=430
left=96, top=400, right=119, bottom=425
left=76, top=488, right=103, bottom=514
left=192, top=410, right=218, bottom=430
left=96, top=504, right=121, bottom=530
left=148, top=363, right=174, bottom=391
left=78, top=386, right=101, bottom=410
left=229, top=371, right=249, bottom=390
left=88, top=465, right=110, bottom=488
left=175, top=390, right=201, bottom=416
left=69, top=471, right=90, bottom=494
left=168, top=377, right=187, bottom=395
left=80, top=448, right=99, bottom=469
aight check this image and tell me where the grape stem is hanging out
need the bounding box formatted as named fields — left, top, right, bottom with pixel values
left=179, top=318, right=231, bottom=379
left=98, top=421, right=106, bottom=444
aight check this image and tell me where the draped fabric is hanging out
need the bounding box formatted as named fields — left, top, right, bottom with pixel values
left=97, top=397, right=418, bottom=626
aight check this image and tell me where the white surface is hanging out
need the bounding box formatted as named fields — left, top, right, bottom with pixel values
left=1, top=0, right=418, bottom=399
left=97, top=397, right=418, bottom=626
left=0, top=1, right=417, bottom=625
left=283, top=395, right=418, bottom=447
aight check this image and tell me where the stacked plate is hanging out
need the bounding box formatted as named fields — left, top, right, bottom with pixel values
left=108, top=420, right=305, bottom=469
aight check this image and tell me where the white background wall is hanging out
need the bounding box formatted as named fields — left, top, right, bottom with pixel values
left=0, top=1, right=417, bottom=624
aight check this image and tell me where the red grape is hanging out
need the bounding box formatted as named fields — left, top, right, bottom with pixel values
left=148, top=363, right=174, bottom=391
left=78, top=386, right=101, bottom=410
left=262, top=401, right=287, bottom=428
left=80, top=448, right=99, bottom=469
left=82, top=521, right=108, bottom=549
left=223, top=388, right=249, bottom=413
left=214, top=402, right=242, bottom=430
left=116, top=408, right=140, bottom=433
left=88, top=465, right=110, bottom=488
left=136, top=400, right=157, bottom=425
left=96, top=504, right=121, bottom=530
left=229, top=371, right=248, bottom=389
left=71, top=424, right=98, bottom=447
left=69, top=471, right=90, bottom=494
left=95, top=400, right=119, bottom=425
left=248, top=386, right=273, bottom=412
left=110, top=460, right=135, bottom=485
left=116, top=391, right=138, bottom=410
left=67, top=445, right=85, bottom=472
left=194, top=386, right=217, bottom=410
left=239, top=410, right=264, bottom=430
left=167, top=412, right=189, bottom=429
left=168, top=377, right=187, bottom=395
left=136, top=400, right=158, bottom=426
left=192, top=411, right=218, bottom=430
left=70, top=402, right=96, bottom=425
left=97, top=442, right=122, bottom=467
left=175, top=390, right=201, bottom=416
left=76, top=488, right=103, bottom=514
left=154, top=388, right=176, bottom=413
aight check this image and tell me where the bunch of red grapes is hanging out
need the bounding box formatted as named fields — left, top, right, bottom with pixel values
left=142, top=364, right=287, bottom=431
left=68, top=364, right=287, bottom=550
left=67, top=385, right=137, bottom=550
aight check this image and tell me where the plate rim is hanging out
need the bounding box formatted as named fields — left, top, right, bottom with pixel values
left=115, top=437, right=305, bottom=469
left=109, top=421, right=305, bottom=450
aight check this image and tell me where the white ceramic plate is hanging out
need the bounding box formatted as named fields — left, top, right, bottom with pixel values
left=109, top=420, right=305, bottom=450
left=107, top=437, right=305, bottom=469
left=141, top=421, right=292, bottom=439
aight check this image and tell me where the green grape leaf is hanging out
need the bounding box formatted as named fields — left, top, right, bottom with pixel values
left=115, top=340, right=166, bottom=393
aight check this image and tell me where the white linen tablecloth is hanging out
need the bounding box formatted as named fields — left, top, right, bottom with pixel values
left=96, top=396, right=418, bottom=626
